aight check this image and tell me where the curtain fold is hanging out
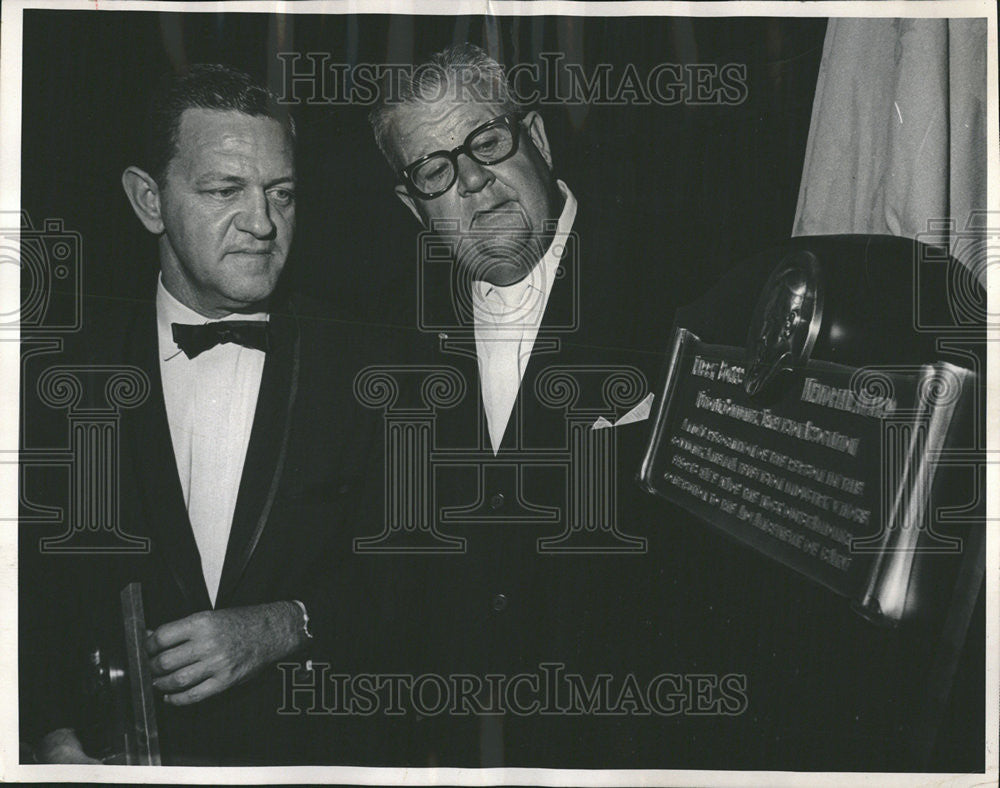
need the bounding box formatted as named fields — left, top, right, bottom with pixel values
left=793, top=18, right=987, bottom=276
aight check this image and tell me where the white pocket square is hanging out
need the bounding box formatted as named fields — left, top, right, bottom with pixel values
left=591, top=393, right=655, bottom=430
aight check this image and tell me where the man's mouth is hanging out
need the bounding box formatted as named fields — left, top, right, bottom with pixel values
left=470, top=201, right=529, bottom=231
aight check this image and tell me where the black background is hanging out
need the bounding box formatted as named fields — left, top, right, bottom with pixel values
left=21, top=10, right=824, bottom=323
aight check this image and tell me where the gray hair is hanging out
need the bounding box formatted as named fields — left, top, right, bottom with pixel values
left=369, top=43, right=521, bottom=167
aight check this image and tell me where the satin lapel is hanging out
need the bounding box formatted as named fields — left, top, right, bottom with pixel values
left=540, top=249, right=579, bottom=344
left=435, top=331, right=484, bottom=448
left=214, top=305, right=300, bottom=607
left=123, top=302, right=212, bottom=610
left=518, top=245, right=580, bottom=388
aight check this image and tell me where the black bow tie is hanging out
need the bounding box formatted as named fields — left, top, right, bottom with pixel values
left=171, top=320, right=270, bottom=359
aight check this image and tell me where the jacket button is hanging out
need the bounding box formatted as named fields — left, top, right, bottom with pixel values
left=490, top=493, right=505, bottom=510
left=491, top=593, right=508, bottom=612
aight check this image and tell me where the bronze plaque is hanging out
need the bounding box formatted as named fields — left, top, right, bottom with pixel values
left=640, top=255, right=975, bottom=625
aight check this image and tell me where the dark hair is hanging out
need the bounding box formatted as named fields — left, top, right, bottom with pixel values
left=145, top=63, right=295, bottom=184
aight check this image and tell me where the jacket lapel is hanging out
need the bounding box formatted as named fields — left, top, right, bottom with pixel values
left=214, top=304, right=300, bottom=607
left=123, top=302, right=212, bottom=611
left=498, top=239, right=581, bottom=453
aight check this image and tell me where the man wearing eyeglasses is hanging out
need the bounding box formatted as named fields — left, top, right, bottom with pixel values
left=365, top=44, right=703, bottom=768
left=379, top=77, right=570, bottom=455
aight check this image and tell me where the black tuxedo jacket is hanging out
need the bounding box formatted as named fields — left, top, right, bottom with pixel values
left=20, top=289, right=388, bottom=764
left=359, top=199, right=718, bottom=767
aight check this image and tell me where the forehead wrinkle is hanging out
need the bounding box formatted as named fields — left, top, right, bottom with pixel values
left=175, top=146, right=257, bottom=186
left=174, top=113, right=293, bottom=184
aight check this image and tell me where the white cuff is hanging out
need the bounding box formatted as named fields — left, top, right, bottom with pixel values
left=291, top=599, right=314, bottom=640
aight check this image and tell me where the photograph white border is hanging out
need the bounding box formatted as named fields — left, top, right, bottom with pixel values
left=1, top=1, right=996, bottom=785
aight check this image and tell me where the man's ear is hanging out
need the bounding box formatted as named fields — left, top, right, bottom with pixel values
left=393, top=183, right=425, bottom=226
left=522, top=111, right=553, bottom=170
left=121, top=166, right=165, bottom=234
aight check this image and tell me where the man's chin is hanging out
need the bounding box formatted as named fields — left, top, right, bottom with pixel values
left=456, top=237, right=544, bottom=284
left=217, top=274, right=283, bottom=311
left=458, top=258, right=534, bottom=287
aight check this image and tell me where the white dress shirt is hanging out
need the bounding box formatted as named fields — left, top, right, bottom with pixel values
left=473, top=181, right=578, bottom=454
left=156, top=277, right=267, bottom=606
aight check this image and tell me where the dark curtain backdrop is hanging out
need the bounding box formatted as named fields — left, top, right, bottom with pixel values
left=20, top=10, right=826, bottom=325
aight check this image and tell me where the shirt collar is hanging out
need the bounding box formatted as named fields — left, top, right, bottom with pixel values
left=156, top=275, right=268, bottom=361
left=473, top=180, right=578, bottom=321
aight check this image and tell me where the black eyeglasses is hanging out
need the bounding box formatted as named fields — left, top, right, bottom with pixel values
left=399, top=113, right=524, bottom=200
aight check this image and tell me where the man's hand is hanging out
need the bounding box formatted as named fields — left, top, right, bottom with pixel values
left=36, top=728, right=101, bottom=764
left=145, top=601, right=307, bottom=706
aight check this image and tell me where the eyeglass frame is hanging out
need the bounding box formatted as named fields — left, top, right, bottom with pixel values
left=397, top=112, right=525, bottom=200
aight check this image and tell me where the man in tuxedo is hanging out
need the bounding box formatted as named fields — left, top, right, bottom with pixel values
left=365, top=44, right=708, bottom=767
left=22, top=64, right=383, bottom=764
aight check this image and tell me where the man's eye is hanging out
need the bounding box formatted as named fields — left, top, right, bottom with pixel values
left=471, top=131, right=504, bottom=155
left=473, top=138, right=499, bottom=154
left=423, top=162, right=449, bottom=180
left=209, top=187, right=240, bottom=199
left=268, top=188, right=295, bottom=206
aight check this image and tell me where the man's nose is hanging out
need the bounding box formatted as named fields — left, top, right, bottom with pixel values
left=235, top=190, right=277, bottom=239
left=455, top=155, right=494, bottom=196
